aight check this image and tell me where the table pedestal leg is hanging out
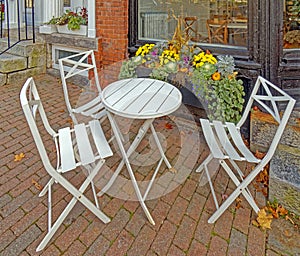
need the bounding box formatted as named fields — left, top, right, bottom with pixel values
left=98, top=113, right=175, bottom=225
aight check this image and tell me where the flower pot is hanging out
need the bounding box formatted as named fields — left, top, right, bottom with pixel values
left=39, top=24, right=57, bottom=34
left=56, top=24, right=87, bottom=36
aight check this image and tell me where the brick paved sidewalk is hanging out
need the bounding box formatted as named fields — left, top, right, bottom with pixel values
left=0, top=74, right=299, bottom=256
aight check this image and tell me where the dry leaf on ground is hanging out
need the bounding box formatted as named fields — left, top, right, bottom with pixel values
left=252, top=208, right=273, bottom=230
left=14, top=153, right=25, bottom=162
left=165, top=122, right=173, bottom=129
left=32, top=179, right=43, bottom=191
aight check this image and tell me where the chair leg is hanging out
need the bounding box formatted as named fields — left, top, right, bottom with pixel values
left=204, top=163, right=219, bottom=210
left=220, top=160, right=259, bottom=209
left=195, top=153, right=213, bottom=173
left=36, top=160, right=110, bottom=251
left=208, top=160, right=260, bottom=223
left=39, top=178, right=55, bottom=197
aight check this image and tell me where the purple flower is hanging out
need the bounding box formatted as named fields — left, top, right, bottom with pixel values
left=183, top=56, right=190, bottom=65
left=151, top=49, right=158, bottom=57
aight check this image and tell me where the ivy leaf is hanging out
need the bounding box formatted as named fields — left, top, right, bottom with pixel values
left=14, top=153, right=25, bottom=162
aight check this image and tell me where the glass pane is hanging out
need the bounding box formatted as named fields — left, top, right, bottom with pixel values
left=64, top=0, right=71, bottom=7
left=138, top=0, right=248, bottom=46
left=26, top=0, right=33, bottom=8
left=284, top=0, right=300, bottom=49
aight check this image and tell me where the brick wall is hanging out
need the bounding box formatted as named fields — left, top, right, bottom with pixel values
left=95, top=0, right=128, bottom=86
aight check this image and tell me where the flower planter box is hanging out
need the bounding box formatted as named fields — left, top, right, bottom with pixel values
left=136, top=66, right=203, bottom=108
left=39, top=24, right=57, bottom=34
left=56, top=24, right=87, bottom=36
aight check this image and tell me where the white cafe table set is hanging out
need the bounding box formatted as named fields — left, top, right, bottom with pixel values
left=98, top=78, right=182, bottom=225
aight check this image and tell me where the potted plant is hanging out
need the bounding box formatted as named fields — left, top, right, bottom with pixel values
left=119, top=17, right=245, bottom=123
left=45, top=7, right=88, bottom=35
left=283, top=30, right=300, bottom=48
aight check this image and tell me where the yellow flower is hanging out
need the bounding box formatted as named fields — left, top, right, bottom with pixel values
left=228, top=71, right=238, bottom=79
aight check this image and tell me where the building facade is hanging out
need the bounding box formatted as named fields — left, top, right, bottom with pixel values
left=4, top=0, right=298, bottom=99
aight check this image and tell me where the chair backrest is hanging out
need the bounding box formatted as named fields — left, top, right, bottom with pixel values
left=184, top=16, right=199, bottom=42
left=20, top=77, right=57, bottom=172
left=206, top=19, right=228, bottom=44
left=238, top=76, right=296, bottom=164
left=200, top=76, right=295, bottom=167
left=20, top=77, right=113, bottom=175
left=58, top=50, right=101, bottom=117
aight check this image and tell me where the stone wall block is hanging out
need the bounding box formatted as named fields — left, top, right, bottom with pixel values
left=7, top=66, right=46, bottom=85
left=28, top=46, right=47, bottom=69
left=250, top=110, right=300, bottom=152
left=0, top=73, right=7, bottom=86
left=250, top=109, right=300, bottom=215
left=0, top=54, right=27, bottom=73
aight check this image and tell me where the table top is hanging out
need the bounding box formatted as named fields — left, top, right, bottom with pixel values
left=102, top=78, right=182, bottom=119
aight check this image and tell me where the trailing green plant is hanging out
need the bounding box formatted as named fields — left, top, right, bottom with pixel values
left=47, top=7, right=88, bottom=30
left=190, top=55, right=245, bottom=123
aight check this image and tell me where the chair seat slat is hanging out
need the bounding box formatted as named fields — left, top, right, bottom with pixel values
left=73, top=96, right=102, bottom=113
left=74, top=124, right=95, bottom=165
left=81, top=103, right=105, bottom=116
left=200, top=119, right=224, bottom=159
left=213, top=121, right=242, bottom=160
left=226, top=122, right=260, bottom=163
left=58, top=127, right=76, bottom=172
left=89, top=120, right=113, bottom=158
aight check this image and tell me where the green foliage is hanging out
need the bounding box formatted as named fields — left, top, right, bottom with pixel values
left=47, top=7, right=88, bottom=30
left=118, top=56, right=143, bottom=79
left=150, top=62, right=178, bottom=81
left=191, top=68, right=245, bottom=123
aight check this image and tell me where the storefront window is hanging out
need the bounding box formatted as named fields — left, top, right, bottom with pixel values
left=284, top=0, right=300, bottom=49
left=138, top=0, right=248, bottom=46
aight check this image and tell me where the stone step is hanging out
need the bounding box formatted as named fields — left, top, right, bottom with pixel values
left=0, top=53, right=27, bottom=73
left=0, top=27, right=35, bottom=40
left=0, top=38, right=45, bottom=57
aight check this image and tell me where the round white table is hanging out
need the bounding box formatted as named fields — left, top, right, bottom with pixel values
left=100, top=78, right=182, bottom=225
left=102, top=78, right=182, bottom=119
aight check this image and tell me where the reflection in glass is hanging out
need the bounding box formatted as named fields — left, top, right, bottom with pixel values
left=138, top=0, right=248, bottom=46
left=284, top=0, right=300, bottom=49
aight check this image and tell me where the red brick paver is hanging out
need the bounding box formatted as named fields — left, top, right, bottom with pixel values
left=0, top=74, right=298, bottom=255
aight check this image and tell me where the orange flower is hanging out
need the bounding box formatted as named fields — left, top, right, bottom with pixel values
left=212, top=72, right=221, bottom=81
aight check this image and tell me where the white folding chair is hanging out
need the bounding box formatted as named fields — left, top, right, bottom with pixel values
left=20, top=77, right=113, bottom=251
left=59, top=50, right=107, bottom=125
left=196, top=76, right=296, bottom=223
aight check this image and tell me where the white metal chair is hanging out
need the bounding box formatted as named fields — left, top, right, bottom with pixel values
left=20, top=77, right=113, bottom=251
left=196, top=76, right=296, bottom=223
left=59, top=50, right=107, bottom=125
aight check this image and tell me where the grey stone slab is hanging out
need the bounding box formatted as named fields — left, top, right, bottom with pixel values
left=7, top=66, right=46, bottom=85
left=0, top=53, right=27, bottom=73
left=267, top=218, right=300, bottom=256
left=0, top=72, right=7, bottom=86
